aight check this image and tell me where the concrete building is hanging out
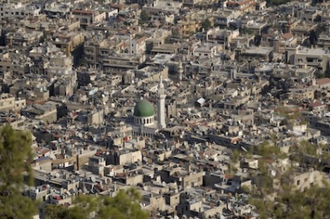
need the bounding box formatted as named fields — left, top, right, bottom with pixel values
left=285, top=45, right=330, bottom=73
left=0, top=2, right=41, bottom=20
left=0, top=93, right=25, bottom=112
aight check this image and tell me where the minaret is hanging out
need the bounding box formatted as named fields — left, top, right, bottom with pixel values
left=178, top=60, right=183, bottom=82
left=158, top=75, right=166, bottom=129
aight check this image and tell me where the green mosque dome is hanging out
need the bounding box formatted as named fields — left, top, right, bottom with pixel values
left=133, top=99, right=155, bottom=117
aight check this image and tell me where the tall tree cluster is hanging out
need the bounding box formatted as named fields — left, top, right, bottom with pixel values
left=0, top=125, right=148, bottom=219
left=0, top=124, right=37, bottom=219
left=45, top=189, right=149, bottom=219
left=241, top=142, right=330, bottom=219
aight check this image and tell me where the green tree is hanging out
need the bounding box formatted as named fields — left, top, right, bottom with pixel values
left=325, top=61, right=330, bottom=78
left=139, top=11, right=148, bottom=25
left=249, top=163, right=330, bottom=219
left=265, top=0, right=293, bottom=6
left=46, top=188, right=149, bottom=219
left=241, top=27, right=253, bottom=35
left=0, top=124, right=37, bottom=219
left=201, top=19, right=212, bottom=31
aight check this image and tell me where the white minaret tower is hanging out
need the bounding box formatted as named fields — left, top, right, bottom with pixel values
left=158, top=75, right=166, bottom=129
left=178, top=60, right=183, bottom=82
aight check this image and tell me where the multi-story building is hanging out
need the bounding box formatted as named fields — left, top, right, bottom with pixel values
left=213, top=9, right=241, bottom=27
left=285, top=45, right=330, bottom=73
left=225, top=0, right=257, bottom=12
left=44, top=2, right=72, bottom=18
left=206, top=28, right=239, bottom=47
left=53, top=31, right=84, bottom=56
left=0, top=2, right=41, bottom=20
left=0, top=93, right=25, bottom=112
left=72, top=9, right=107, bottom=28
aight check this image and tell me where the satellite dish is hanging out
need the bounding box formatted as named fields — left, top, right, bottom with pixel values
left=91, top=176, right=96, bottom=183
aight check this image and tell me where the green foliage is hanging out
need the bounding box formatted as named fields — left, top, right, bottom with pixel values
left=45, top=188, right=149, bottom=219
left=291, top=140, right=323, bottom=158
left=45, top=204, right=67, bottom=219
left=256, top=141, right=287, bottom=159
left=232, top=149, right=240, bottom=163
left=276, top=110, right=305, bottom=124
left=231, top=148, right=253, bottom=162
left=265, top=0, right=293, bottom=6
left=258, top=143, right=280, bottom=158
left=249, top=157, right=330, bottom=219
left=240, top=185, right=250, bottom=193
left=139, top=11, right=148, bottom=25
left=249, top=172, right=330, bottom=219
left=325, top=61, right=330, bottom=78
left=0, top=124, right=38, bottom=219
left=228, top=164, right=238, bottom=174
left=249, top=197, right=274, bottom=219
left=241, top=27, right=253, bottom=35
left=201, top=19, right=212, bottom=31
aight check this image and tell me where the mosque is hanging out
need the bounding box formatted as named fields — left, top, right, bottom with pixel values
left=131, top=75, right=166, bottom=137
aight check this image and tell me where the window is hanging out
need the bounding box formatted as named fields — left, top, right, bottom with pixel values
left=306, top=58, right=314, bottom=62
left=297, top=180, right=300, bottom=185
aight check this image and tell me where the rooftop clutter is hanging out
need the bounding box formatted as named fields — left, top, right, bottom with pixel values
left=0, top=0, right=330, bottom=218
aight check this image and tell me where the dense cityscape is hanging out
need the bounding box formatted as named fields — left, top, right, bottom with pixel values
left=0, top=0, right=330, bottom=218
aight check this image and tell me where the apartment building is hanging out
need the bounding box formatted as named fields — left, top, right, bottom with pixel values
left=102, top=54, right=145, bottom=75
left=107, top=148, right=142, bottom=165
left=0, top=2, right=41, bottom=20
left=0, top=94, right=25, bottom=112
left=285, top=45, right=330, bottom=73
left=142, top=0, right=182, bottom=16
left=44, top=2, right=72, bottom=18
left=22, top=103, right=57, bottom=123
left=206, top=28, right=239, bottom=46
left=0, top=52, right=32, bottom=75
left=225, top=0, right=257, bottom=12
left=213, top=9, right=241, bottom=27
left=72, top=9, right=107, bottom=28
left=53, top=32, right=84, bottom=56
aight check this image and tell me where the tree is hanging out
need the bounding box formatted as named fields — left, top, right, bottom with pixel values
left=265, top=0, right=293, bottom=6
left=248, top=154, right=330, bottom=219
left=241, top=27, right=253, bottom=35
left=139, top=11, right=148, bottom=25
left=254, top=34, right=262, bottom=46
left=325, top=61, right=330, bottom=78
left=309, top=30, right=318, bottom=48
left=201, top=19, right=212, bottom=31
left=0, top=124, right=37, bottom=219
left=46, top=188, right=149, bottom=219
